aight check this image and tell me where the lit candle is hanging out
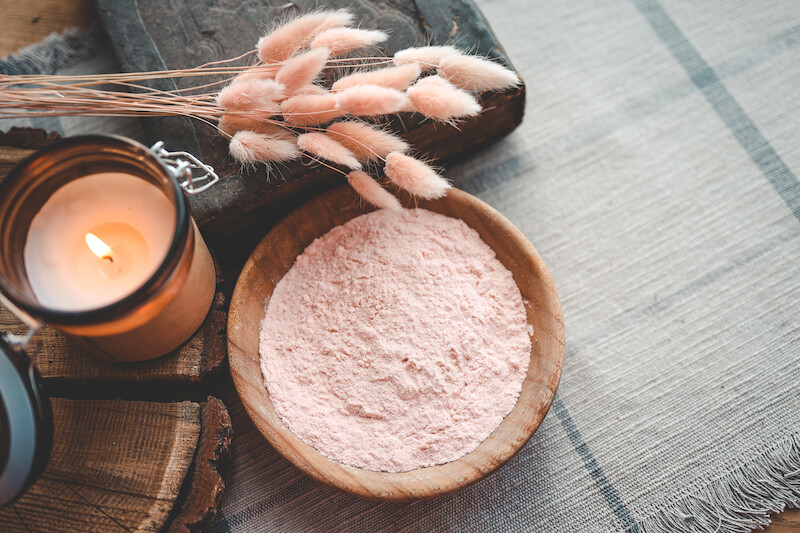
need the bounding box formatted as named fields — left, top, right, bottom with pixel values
left=24, top=172, right=174, bottom=311
left=0, top=135, right=216, bottom=363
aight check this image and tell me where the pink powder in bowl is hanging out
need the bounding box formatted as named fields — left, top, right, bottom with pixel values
left=260, top=208, right=531, bottom=472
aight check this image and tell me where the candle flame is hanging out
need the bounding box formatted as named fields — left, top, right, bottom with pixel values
left=85, top=233, right=114, bottom=262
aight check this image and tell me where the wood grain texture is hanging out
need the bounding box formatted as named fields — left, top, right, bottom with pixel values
left=228, top=185, right=564, bottom=500
left=0, top=297, right=226, bottom=384
left=0, top=127, right=228, bottom=384
left=0, top=0, right=97, bottom=56
left=0, top=397, right=230, bottom=532
left=0, top=398, right=200, bottom=532
left=168, top=397, right=232, bottom=533
left=767, top=510, right=800, bottom=532
left=93, top=0, right=526, bottom=255
left=0, top=128, right=232, bottom=531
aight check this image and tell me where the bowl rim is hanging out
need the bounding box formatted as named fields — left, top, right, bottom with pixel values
left=228, top=185, right=565, bottom=501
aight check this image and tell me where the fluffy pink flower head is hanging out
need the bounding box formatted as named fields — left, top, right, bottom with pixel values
left=218, top=114, right=289, bottom=136
left=297, top=132, right=361, bottom=170
left=331, top=63, right=421, bottom=92
left=257, top=10, right=353, bottom=64
left=229, top=130, right=301, bottom=164
left=406, top=75, right=481, bottom=121
left=384, top=152, right=450, bottom=199
left=232, top=65, right=281, bottom=82
left=216, top=78, right=285, bottom=114
left=347, top=170, right=402, bottom=211
left=336, top=85, right=409, bottom=116
left=281, top=93, right=343, bottom=126
left=294, top=84, right=328, bottom=96
left=310, top=28, right=388, bottom=57
left=275, top=48, right=330, bottom=97
left=393, top=45, right=460, bottom=71
left=438, top=55, right=520, bottom=91
left=327, top=121, right=409, bottom=161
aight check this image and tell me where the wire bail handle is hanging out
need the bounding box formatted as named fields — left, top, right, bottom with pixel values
left=149, top=141, right=219, bottom=195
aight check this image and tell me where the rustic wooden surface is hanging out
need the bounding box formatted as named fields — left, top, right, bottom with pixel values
left=228, top=185, right=565, bottom=500
left=93, top=0, right=526, bottom=256
left=2, top=2, right=799, bottom=530
left=0, top=129, right=233, bottom=525
left=168, top=397, right=232, bottom=533
left=0, top=397, right=230, bottom=532
left=0, top=128, right=228, bottom=385
left=0, top=0, right=97, bottom=56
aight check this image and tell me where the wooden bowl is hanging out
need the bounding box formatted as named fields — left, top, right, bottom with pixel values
left=228, top=186, right=564, bottom=500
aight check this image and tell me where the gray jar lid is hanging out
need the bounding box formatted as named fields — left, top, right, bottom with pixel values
left=0, top=336, right=51, bottom=508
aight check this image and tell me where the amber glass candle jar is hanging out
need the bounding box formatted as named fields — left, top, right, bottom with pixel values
left=0, top=135, right=215, bottom=362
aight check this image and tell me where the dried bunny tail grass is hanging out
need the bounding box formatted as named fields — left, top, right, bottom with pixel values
left=231, top=64, right=281, bottom=82
left=347, top=170, right=402, bottom=211
left=257, top=9, right=354, bottom=64
left=297, top=132, right=362, bottom=169
left=336, top=85, right=409, bottom=116
left=384, top=152, right=450, bottom=199
left=310, top=28, right=388, bottom=57
left=218, top=114, right=289, bottom=136
left=275, top=47, right=330, bottom=97
left=331, top=63, right=421, bottom=92
left=218, top=114, right=261, bottom=136
left=399, top=97, right=416, bottom=113
left=281, top=93, right=344, bottom=126
left=406, top=75, right=481, bottom=121
left=438, top=54, right=520, bottom=91
left=393, top=45, right=460, bottom=71
left=327, top=120, right=409, bottom=161
left=229, top=130, right=301, bottom=164
left=294, top=84, right=329, bottom=96
left=216, top=78, right=285, bottom=112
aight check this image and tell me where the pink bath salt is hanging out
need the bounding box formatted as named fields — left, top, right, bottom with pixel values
left=260, top=208, right=531, bottom=472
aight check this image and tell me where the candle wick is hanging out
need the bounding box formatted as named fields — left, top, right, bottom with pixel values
left=101, top=252, right=121, bottom=274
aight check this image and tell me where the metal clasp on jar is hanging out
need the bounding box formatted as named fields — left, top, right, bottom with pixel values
left=149, top=141, right=220, bottom=195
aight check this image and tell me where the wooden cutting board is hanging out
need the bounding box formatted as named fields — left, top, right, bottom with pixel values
left=93, top=0, right=526, bottom=255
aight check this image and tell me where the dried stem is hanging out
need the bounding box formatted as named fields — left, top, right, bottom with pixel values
left=0, top=9, right=519, bottom=209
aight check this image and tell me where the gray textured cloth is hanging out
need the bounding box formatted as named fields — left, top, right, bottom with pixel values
left=208, top=1, right=800, bottom=531
left=3, top=1, right=799, bottom=531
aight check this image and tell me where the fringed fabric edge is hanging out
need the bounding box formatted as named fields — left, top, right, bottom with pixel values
left=0, top=27, right=108, bottom=75
left=633, top=433, right=800, bottom=533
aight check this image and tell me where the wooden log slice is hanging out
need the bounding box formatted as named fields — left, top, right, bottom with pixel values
left=0, top=397, right=231, bottom=532
left=169, top=397, right=232, bottom=533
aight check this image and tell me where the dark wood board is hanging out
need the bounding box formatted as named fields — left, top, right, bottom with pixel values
left=0, top=127, right=228, bottom=386
left=93, top=0, right=526, bottom=255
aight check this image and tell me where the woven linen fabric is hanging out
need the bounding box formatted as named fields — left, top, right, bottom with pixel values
left=207, top=1, right=800, bottom=531
left=2, top=0, right=799, bottom=531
